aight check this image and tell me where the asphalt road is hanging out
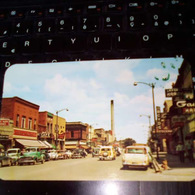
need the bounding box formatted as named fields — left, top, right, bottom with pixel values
left=0, top=155, right=194, bottom=181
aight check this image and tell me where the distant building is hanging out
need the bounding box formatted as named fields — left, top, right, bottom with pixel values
left=65, top=121, right=88, bottom=150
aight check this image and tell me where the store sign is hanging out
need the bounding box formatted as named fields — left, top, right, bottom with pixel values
left=58, top=133, right=65, bottom=139
left=156, top=106, right=162, bottom=130
left=0, top=119, right=10, bottom=126
left=183, top=107, right=195, bottom=114
left=13, top=128, right=37, bottom=139
left=0, top=135, right=9, bottom=139
left=165, top=88, right=192, bottom=97
left=175, top=100, right=195, bottom=108
left=171, top=115, right=186, bottom=127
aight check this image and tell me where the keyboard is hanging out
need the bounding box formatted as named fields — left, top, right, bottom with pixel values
left=0, top=0, right=195, bottom=69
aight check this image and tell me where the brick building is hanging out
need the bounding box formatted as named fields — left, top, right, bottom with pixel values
left=65, top=122, right=89, bottom=150
left=0, top=96, right=40, bottom=149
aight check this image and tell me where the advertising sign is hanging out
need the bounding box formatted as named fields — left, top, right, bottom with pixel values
left=156, top=106, right=162, bottom=130
left=165, top=88, right=193, bottom=97
left=13, top=128, right=37, bottom=140
left=0, top=119, right=10, bottom=126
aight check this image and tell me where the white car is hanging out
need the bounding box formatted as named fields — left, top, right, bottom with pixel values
left=122, top=145, right=153, bottom=170
left=47, top=150, right=58, bottom=160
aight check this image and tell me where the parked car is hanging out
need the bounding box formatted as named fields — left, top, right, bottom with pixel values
left=0, top=152, right=13, bottom=167
left=7, top=148, right=21, bottom=165
left=71, top=149, right=86, bottom=159
left=18, top=147, right=45, bottom=165
left=99, top=146, right=116, bottom=161
left=65, top=150, right=72, bottom=158
left=92, top=147, right=100, bottom=157
left=122, top=145, right=153, bottom=170
left=57, top=150, right=68, bottom=159
left=47, top=149, right=58, bottom=160
left=40, top=150, right=50, bottom=161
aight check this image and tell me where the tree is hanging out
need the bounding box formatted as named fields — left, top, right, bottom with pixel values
left=123, top=138, right=136, bottom=148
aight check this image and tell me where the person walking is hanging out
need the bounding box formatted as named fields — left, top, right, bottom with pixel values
left=176, top=141, right=185, bottom=163
left=185, top=140, right=194, bottom=162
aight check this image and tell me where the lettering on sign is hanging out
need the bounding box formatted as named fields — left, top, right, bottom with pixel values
left=176, top=100, right=195, bottom=108
left=14, top=129, right=37, bottom=138
left=0, top=119, right=10, bottom=126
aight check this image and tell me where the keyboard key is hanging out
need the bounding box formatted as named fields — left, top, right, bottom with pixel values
left=81, top=17, right=99, bottom=31
left=128, top=14, right=147, bottom=29
left=64, top=35, right=87, bottom=51
left=35, top=19, right=55, bottom=33
left=13, top=20, right=33, bottom=35
left=90, top=34, right=112, bottom=50
left=0, top=39, right=18, bottom=55
left=116, top=33, right=138, bottom=50
left=104, top=16, right=122, bottom=31
left=19, top=38, right=40, bottom=54
left=41, top=37, right=63, bottom=53
left=0, top=23, right=10, bottom=37
left=87, top=4, right=102, bottom=13
left=57, top=18, right=77, bottom=32
left=106, top=3, right=123, bottom=12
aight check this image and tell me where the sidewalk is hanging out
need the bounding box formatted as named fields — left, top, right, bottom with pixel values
left=158, top=153, right=195, bottom=169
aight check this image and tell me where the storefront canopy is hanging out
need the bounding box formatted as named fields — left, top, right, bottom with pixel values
left=16, top=139, right=49, bottom=148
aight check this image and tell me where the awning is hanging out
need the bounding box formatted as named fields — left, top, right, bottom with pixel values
left=16, top=139, right=47, bottom=148
left=65, top=145, right=77, bottom=149
left=42, top=141, right=53, bottom=148
left=0, top=144, right=4, bottom=149
left=80, top=145, right=89, bottom=149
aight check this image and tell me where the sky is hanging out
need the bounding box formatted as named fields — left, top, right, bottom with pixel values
left=3, top=57, right=183, bottom=143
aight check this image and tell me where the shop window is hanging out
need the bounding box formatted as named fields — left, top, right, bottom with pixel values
left=28, top=118, right=32, bottom=129
left=34, top=119, right=37, bottom=130
left=16, top=114, right=19, bottom=127
left=71, top=131, right=74, bottom=138
left=21, top=116, right=26, bottom=128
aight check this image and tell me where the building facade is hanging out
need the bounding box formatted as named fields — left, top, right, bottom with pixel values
left=65, top=121, right=88, bottom=150
left=0, top=96, right=40, bottom=150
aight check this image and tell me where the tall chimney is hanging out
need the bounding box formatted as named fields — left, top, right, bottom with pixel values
left=111, top=100, right=115, bottom=142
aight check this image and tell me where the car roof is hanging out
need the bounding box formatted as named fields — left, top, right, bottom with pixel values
left=126, top=146, right=149, bottom=149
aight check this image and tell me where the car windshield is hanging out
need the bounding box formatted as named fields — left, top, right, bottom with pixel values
left=7, top=150, right=17, bottom=154
left=126, top=148, right=146, bottom=154
left=101, top=148, right=111, bottom=152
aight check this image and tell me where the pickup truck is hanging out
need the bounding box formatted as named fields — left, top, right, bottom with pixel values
left=18, top=147, right=45, bottom=165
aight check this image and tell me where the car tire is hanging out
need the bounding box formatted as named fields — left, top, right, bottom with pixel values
left=0, top=161, right=2, bottom=167
left=8, top=160, right=11, bottom=166
left=123, top=165, right=128, bottom=170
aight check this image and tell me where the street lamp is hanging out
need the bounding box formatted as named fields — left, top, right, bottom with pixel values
left=55, top=108, right=69, bottom=149
left=140, top=114, right=151, bottom=141
left=134, top=81, right=159, bottom=159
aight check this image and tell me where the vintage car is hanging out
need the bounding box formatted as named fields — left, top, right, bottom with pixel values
left=7, top=148, right=21, bottom=165
left=99, top=146, right=116, bottom=161
left=18, top=147, right=45, bottom=165
left=65, top=150, right=72, bottom=158
left=71, top=149, right=86, bottom=159
left=0, top=152, right=13, bottom=167
left=92, top=147, right=100, bottom=157
left=122, top=145, right=153, bottom=170
left=40, top=149, right=50, bottom=161
left=47, top=149, right=58, bottom=160
left=57, top=150, right=68, bottom=159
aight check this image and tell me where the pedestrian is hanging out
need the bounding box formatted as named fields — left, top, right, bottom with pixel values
left=185, top=140, right=194, bottom=162
left=176, top=141, right=185, bottom=163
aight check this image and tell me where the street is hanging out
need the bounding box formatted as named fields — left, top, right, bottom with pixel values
left=0, top=155, right=194, bottom=181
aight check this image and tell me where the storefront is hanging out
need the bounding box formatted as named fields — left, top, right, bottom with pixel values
left=0, top=119, right=14, bottom=150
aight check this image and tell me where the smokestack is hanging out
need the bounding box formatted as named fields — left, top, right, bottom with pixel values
left=111, top=100, right=115, bottom=142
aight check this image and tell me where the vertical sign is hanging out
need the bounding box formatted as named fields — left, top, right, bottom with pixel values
left=156, top=106, right=162, bottom=130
